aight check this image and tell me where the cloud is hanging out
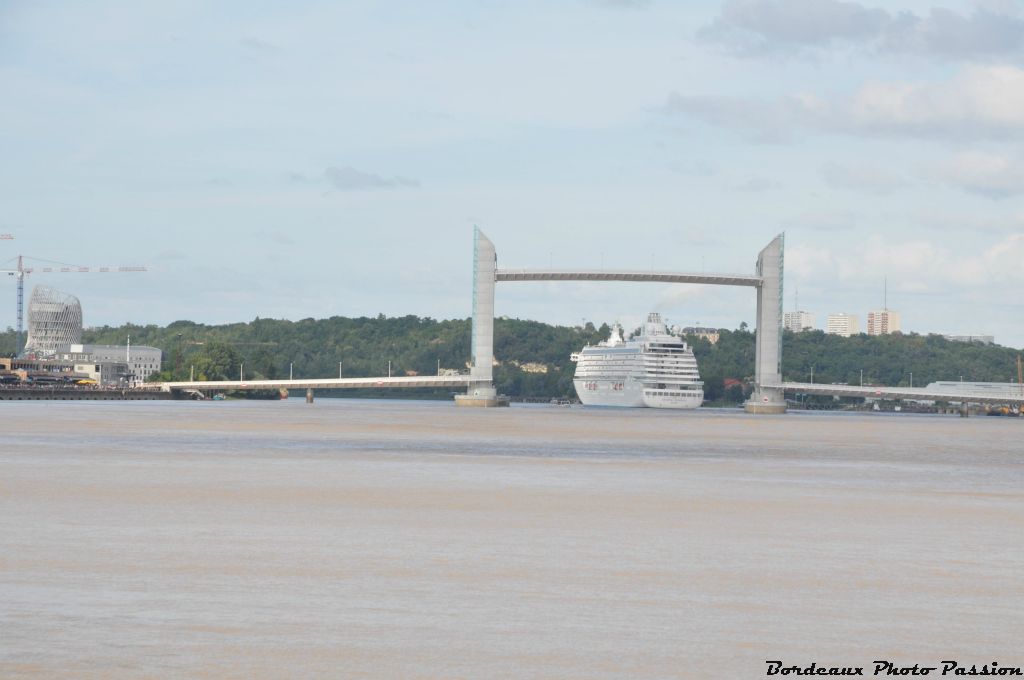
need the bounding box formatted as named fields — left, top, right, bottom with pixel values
left=699, top=0, right=1024, bottom=59
left=733, top=175, right=781, bottom=192
left=879, top=7, right=1024, bottom=59
left=782, top=209, right=859, bottom=232
left=820, top=161, right=908, bottom=195
left=663, top=92, right=801, bottom=143
left=664, top=65, right=1024, bottom=141
left=587, top=0, right=651, bottom=8
left=932, top=151, right=1024, bottom=199
left=846, top=66, right=1024, bottom=137
left=788, top=234, right=1024, bottom=296
left=253, top=229, right=296, bottom=246
left=323, top=166, right=420, bottom=191
left=668, top=159, right=717, bottom=176
left=240, top=36, right=280, bottom=53
left=699, top=0, right=887, bottom=53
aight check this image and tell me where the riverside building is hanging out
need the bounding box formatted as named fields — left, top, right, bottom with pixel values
left=56, top=344, right=162, bottom=385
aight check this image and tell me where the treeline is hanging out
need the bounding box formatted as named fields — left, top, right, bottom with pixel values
left=1, top=318, right=1020, bottom=401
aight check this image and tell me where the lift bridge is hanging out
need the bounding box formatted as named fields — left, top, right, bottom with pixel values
left=159, top=228, right=1024, bottom=412
left=160, top=228, right=787, bottom=412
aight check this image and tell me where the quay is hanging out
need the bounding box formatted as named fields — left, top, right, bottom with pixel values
left=0, top=387, right=181, bottom=401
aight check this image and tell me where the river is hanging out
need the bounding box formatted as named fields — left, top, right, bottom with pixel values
left=1, top=399, right=1021, bottom=678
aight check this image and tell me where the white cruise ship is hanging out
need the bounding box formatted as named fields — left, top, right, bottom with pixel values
left=571, top=313, right=704, bottom=409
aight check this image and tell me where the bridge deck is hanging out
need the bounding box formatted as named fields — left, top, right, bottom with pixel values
left=495, top=269, right=762, bottom=287
left=157, top=375, right=472, bottom=391
left=774, top=382, right=1024, bottom=405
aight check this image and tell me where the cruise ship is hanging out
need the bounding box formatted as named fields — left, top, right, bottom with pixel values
left=571, top=313, right=704, bottom=409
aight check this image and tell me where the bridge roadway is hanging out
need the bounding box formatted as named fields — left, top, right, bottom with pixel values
left=495, top=269, right=763, bottom=287
left=773, top=382, right=1024, bottom=405
left=157, top=375, right=472, bottom=392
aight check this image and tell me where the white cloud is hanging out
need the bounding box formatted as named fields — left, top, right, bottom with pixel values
left=733, top=175, right=782, bottom=192
left=666, top=65, right=1024, bottom=141
left=790, top=234, right=1024, bottom=296
left=323, top=166, right=419, bottom=191
left=820, top=161, right=909, bottom=195
left=782, top=209, right=859, bottom=232
left=848, top=66, right=1024, bottom=136
left=933, top=151, right=1024, bottom=199
left=700, top=0, right=1024, bottom=59
left=700, top=0, right=886, bottom=52
left=587, top=0, right=651, bottom=8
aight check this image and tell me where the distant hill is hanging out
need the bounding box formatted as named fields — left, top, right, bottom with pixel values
left=1, top=318, right=1020, bottom=401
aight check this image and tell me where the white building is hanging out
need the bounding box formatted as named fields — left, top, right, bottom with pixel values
left=867, top=310, right=901, bottom=335
left=826, top=313, right=860, bottom=337
left=56, top=343, right=162, bottom=385
left=783, top=311, right=815, bottom=333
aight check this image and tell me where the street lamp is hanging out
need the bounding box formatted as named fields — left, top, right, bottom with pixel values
left=240, top=362, right=244, bottom=381
left=909, top=372, right=913, bottom=388
left=289, top=362, right=293, bottom=380
left=810, top=366, right=814, bottom=384
left=339, top=361, right=342, bottom=379
left=860, top=369, right=863, bottom=387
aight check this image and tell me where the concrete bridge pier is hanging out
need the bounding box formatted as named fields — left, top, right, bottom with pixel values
left=306, top=388, right=314, bottom=404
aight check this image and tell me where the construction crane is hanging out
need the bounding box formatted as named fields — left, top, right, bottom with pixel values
left=1, top=252, right=146, bottom=355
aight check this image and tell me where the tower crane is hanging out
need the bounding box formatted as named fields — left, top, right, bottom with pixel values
left=1, top=248, right=146, bottom=355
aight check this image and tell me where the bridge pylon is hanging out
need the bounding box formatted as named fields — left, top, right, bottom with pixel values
left=455, top=227, right=507, bottom=407
left=744, top=234, right=786, bottom=414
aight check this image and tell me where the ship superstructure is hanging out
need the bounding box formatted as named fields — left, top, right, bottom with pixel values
left=571, top=313, right=703, bottom=408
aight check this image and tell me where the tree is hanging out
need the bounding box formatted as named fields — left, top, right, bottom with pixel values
left=192, top=341, right=243, bottom=381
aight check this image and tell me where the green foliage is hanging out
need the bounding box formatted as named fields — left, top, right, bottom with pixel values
left=2, top=317, right=1021, bottom=401
left=778, top=330, right=1023, bottom=387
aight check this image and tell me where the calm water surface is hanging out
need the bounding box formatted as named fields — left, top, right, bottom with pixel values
left=1, top=399, right=1021, bottom=678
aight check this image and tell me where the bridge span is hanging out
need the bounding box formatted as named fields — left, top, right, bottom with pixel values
left=773, top=382, right=1024, bottom=406
left=495, top=270, right=762, bottom=287
left=158, top=375, right=471, bottom=393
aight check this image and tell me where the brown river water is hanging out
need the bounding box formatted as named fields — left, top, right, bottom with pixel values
left=1, top=399, right=1021, bottom=678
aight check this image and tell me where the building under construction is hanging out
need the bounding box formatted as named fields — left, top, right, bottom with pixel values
left=22, top=285, right=83, bottom=357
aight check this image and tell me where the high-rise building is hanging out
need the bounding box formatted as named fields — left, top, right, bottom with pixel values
left=783, top=311, right=815, bottom=333
left=23, top=285, right=83, bottom=357
left=826, top=313, right=859, bottom=337
left=867, top=310, right=901, bottom=335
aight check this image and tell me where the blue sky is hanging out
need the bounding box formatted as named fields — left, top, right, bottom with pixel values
left=2, top=0, right=1023, bottom=348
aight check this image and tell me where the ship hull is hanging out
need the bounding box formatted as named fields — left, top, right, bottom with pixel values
left=642, top=389, right=703, bottom=409
left=573, top=377, right=645, bottom=407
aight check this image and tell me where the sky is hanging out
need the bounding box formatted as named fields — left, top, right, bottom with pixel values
left=2, top=0, right=1023, bottom=348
